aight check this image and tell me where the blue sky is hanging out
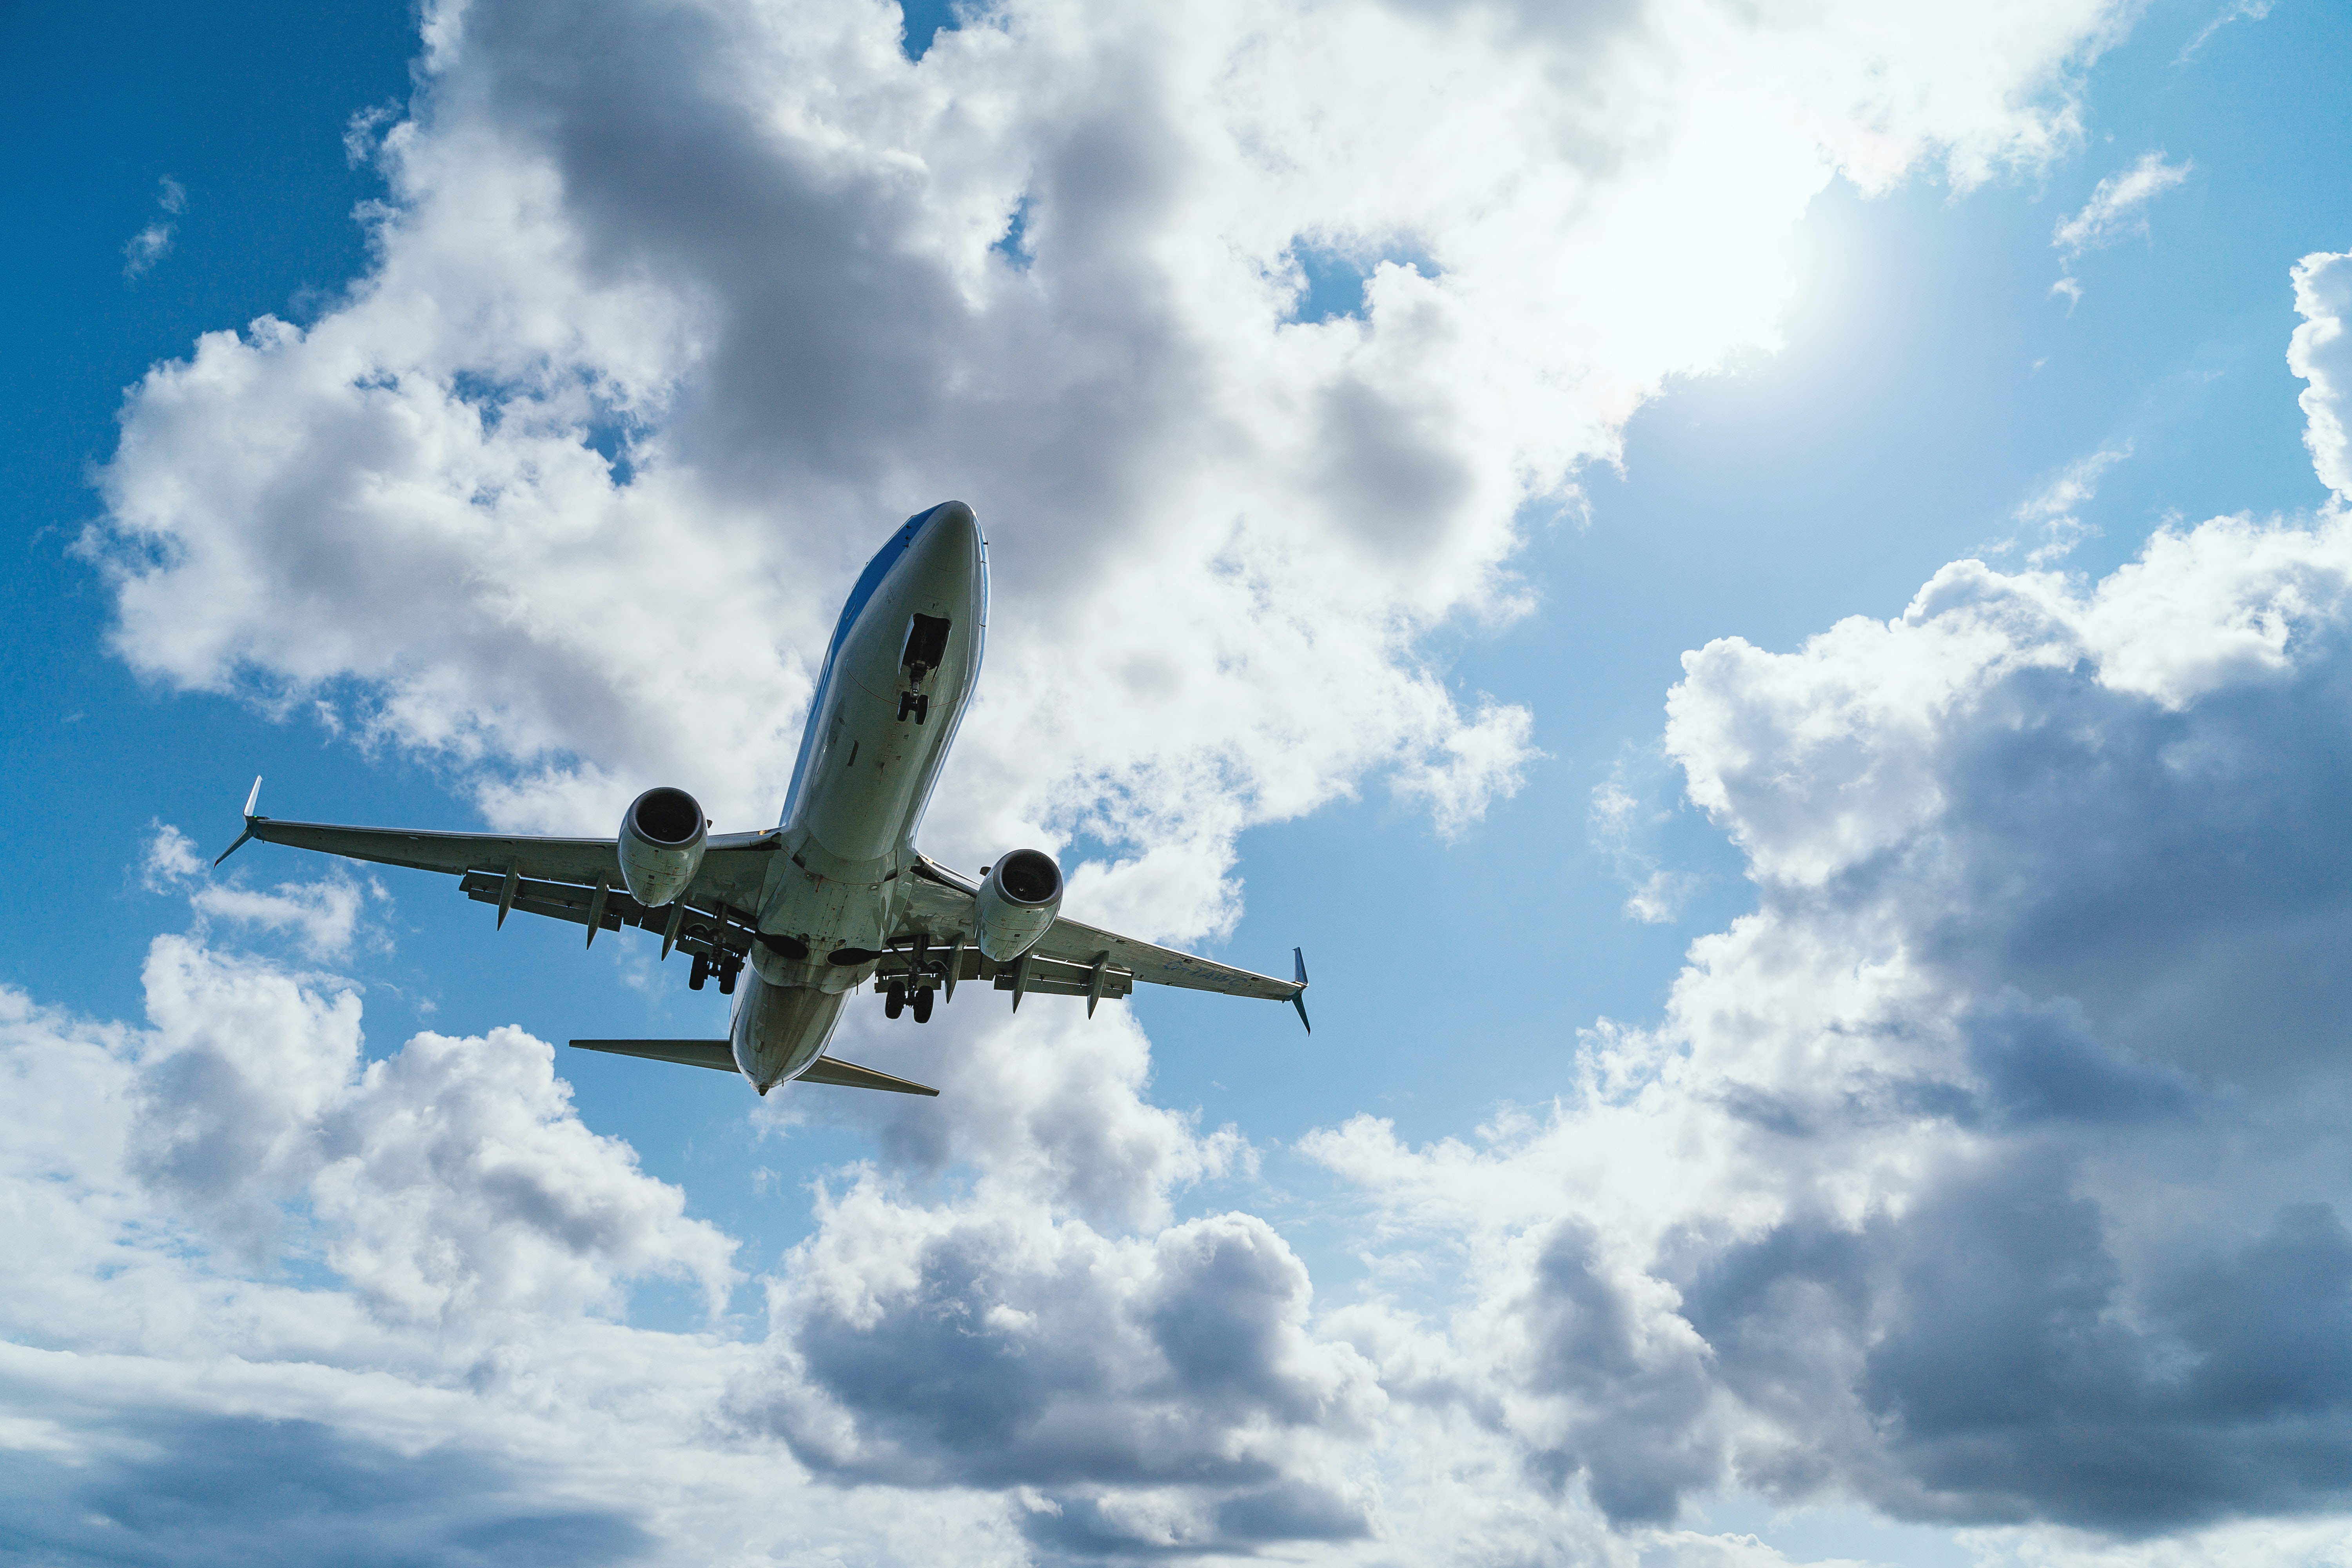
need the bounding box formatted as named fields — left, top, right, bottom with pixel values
left=7, top=0, right=2352, bottom=1563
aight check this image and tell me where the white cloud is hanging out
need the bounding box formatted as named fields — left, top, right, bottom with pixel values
left=2177, top=0, right=2274, bottom=64
left=121, top=176, right=185, bottom=279
left=141, top=820, right=206, bottom=889
left=143, top=819, right=378, bottom=958
left=1591, top=766, right=1698, bottom=924
left=2007, top=443, right=2129, bottom=566
left=189, top=877, right=371, bottom=958
left=2291, top=249, right=2352, bottom=502
left=2053, top=153, right=2194, bottom=256
left=2049, top=152, right=2191, bottom=303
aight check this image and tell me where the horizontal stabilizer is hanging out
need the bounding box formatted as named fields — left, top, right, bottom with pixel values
left=570, top=1038, right=736, bottom=1072
left=797, top=1056, right=940, bottom=1096
left=568, top=1040, right=938, bottom=1096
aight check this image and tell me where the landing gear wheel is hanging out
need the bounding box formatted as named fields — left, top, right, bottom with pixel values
left=912, top=987, right=934, bottom=1024
left=689, top=955, right=709, bottom=991
left=884, top=981, right=906, bottom=1019
left=718, top=960, right=739, bottom=996
left=913, top=693, right=930, bottom=724
left=897, top=692, right=915, bottom=722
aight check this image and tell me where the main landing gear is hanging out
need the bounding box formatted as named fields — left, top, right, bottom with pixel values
left=882, top=980, right=938, bottom=1022
left=688, top=953, right=741, bottom=995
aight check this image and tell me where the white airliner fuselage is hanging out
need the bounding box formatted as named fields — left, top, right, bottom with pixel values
left=729, top=501, right=989, bottom=1087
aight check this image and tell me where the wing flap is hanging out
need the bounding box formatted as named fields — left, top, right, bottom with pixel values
left=460, top=873, right=757, bottom=960
left=1029, top=916, right=1298, bottom=1001
left=867, top=947, right=1135, bottom=999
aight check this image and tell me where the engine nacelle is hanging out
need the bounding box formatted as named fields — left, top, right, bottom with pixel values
left=617, top=786, right=706, bottom=907
left=974, top=848, right=1062, bottom=961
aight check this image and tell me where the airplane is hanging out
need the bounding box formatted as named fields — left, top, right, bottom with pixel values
left=214, top=501, right=1310, bottom=1099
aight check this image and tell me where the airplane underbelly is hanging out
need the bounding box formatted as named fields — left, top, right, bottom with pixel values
left=730, top=969, right=848, bottom=1090
left=801, top=674, right=942, bottom=863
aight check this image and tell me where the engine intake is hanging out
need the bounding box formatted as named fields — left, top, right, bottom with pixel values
left=617, top=786, right=706, bottom=907
left=975, top=848, right=1062, bottom=961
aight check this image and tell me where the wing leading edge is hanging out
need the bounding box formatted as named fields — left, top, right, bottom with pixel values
left=217, top=788, right=779, bottom=966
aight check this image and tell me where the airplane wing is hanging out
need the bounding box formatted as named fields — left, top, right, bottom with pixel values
left=217, top=788, right=779, bottom=967
left=889, top=858, right=1310, bottom=1028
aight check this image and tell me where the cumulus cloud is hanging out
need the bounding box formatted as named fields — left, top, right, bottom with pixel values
left=2292, top=249, right=2352, bottom=501
left=740, top=1188, right=1382, bottom=1553
left=119, top=936, right=739, bottom=1309
left=1310, top=488, right=2352, bottom=1539
left=0, top=941, right=798, bottom=1557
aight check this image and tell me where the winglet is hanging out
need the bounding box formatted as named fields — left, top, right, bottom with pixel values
left=1291, top=946, right=1311, bottom=1034
left=212, top=776, right=263, bottom=867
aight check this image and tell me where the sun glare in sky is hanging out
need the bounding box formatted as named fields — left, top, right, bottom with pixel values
left=5, top=0, right=2352, bottom=1563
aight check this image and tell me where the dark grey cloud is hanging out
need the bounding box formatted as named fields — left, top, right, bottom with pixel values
left=0, top=1409, right=650, bottom=1568
left=1517, top=1221, right=1721, bottom=1527
left=736, top=1210, right=1373, bottom=1553
left=1829, top=632, right=2352, bottom=1097
left=1678, top=1160, right=2352, bottom=1531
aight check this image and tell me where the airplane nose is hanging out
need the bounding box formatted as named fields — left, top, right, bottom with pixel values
left=900, top=500, right=982, bottom=598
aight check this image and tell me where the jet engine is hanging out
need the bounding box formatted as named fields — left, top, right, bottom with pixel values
left=616, top=787, right=706, bottom=907
left=974, top=848, right=1062, bottom=960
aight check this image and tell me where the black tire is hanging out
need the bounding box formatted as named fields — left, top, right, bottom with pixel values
left=719, top=963, right=738, bottom=996
left=689, top=955, right=708, bottom=991
left=912, top=987, right=934, bottom=1023
left=884, top=982, right=905, bottom=1019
